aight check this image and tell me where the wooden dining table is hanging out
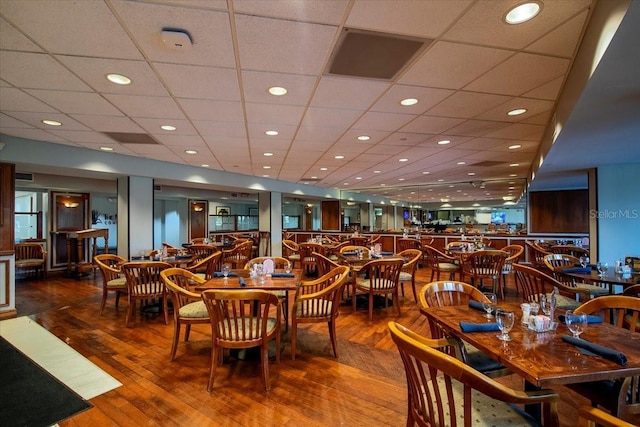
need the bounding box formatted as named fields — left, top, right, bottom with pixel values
left=195, top=269, right=301, bottom=292
left=565, top=269, right=640, bottom=293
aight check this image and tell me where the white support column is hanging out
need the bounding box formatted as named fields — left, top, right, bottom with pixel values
left=259, top=192, right=282, bottom=257
left=117, top=176, right=154, bottom=260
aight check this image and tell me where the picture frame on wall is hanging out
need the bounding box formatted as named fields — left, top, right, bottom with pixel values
left=216, top=206, right=230, bottom=215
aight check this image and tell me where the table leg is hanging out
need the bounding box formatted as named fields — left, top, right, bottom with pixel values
left=524, top=380, right=541, bottom=421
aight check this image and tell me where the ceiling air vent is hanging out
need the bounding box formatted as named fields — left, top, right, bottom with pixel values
left=472, top=161, right=505, bottom=167
left=16, top=172, right=34, bottom=181
left=102, top=132, right=159, bottom=145
left=154, top=184, right=162, bottom=191
left=327, top=28, right=432, bottom=80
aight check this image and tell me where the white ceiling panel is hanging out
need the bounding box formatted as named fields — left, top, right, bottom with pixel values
left=0, top=87, right=59, bottom=113
left=25, top=90, right=123, bottom=116
left=0, top=51, right=91, bottom=91
left=134, top=118, right=197, bottom=136
left=177, top=99, right=244, bottom=122
left=426, top=91, right=513, bottom=119
left=104, top=94, right=185, bottom=119
left=399, top=116, right=465, bottom=134
left=69, top=115, right=145, bottom=133
left=0, top=112, right=34, bottom=129
left=154, top=63, right=241, bottom=100
left=234, top=0, right=349, bottom=25
left=245, top=103, right=305, bottom=126
left=0, top=17, right=42, bottom=52
left=241, top=70, right=317, bottom=105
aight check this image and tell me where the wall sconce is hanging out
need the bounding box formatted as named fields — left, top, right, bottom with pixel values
left=63, top=201, right=80, bottom=208
left=305, top=208, right=312, bottom=214
left=193, top=205, right=204, bottom=212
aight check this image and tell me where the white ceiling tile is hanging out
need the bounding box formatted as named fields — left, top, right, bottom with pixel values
left=111, top=1, right=236, bottom=68
left=153, top=134, right=206, bottom=148
left=0, top=51, right=91, bottom=91
left=177, top=99, right=244, bottom=122
left=363, top=145, right=406, bottom=156
left=135, top=118, right=198, bottom=136
left=300, top=106, right=361, bottom=129
left=245, top=103, right=305, bottom=126
left=69, top=115, right=145, bottom=133
left=234, top=0, right=349, bottom=25
left=4, top=111, right=90, bottom=131
left=0, top=87, right=59, bottom=113
left=347, top=0, right=472, bottom=39
left=370, top=85, right=454, bottom=115
left=426, top=91, right=513, bottom=119
left=25, top=90, right=123, bottom=116
left=104, top=94, right=185, bottom=119
left=523, top=76, right=565, bottom=101
left=484, top=123, right=546, bottom=141
left=235, top=15, right=337, bottom=74
left=0, top=127, right=69, bottom=142
left=0, top=17, right=43, bottom=52
left=196, top=122, right=248, bottom=140
left=241, top=70, right=317, bottom=105
left=445, top=119, right=509, bottom=137
left=399, top=116, right=465, bottom=134
left=351, top=112, right=414, bottom=132
left=526, top=10, right=590, bottom=57
left=474, top=98, right=554, bottom=122
left=311, top=76, right=390, bottom=110
left=247, top=123, right=297, bottom=140
left=465, top=53, right=571, bottom=96
left=0, top=112, right=34, bottom=129
left=46, top=130, right=118, bottom=145
left=154, top=63, right=241, bottom=101
left=1, top=0, right=142, bottom=59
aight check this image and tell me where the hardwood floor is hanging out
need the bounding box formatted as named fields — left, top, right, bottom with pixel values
left=14, top=267, right=584, bottom=426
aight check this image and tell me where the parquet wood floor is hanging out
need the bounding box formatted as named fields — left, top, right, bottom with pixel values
left=14, top=266, right=585, bottom=426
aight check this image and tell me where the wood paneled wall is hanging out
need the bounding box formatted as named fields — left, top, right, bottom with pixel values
left=529, top=189, right=588, bottom=233
left=321, top=200, right=340, bottom=231
left=0, top=163, right=15, bottom=252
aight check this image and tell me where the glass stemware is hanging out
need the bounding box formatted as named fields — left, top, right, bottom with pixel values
left=579, top=256, right=589, bottom=268
left=597, top=262, right=608, bottom=277
left=482, top=292, right=497, bottom=319
left=222, top=264, right=230, bottom=278
left=496, top=310, right=515, bottom=341
left=284, top=262, right=292, bottom=274
left=565, top=310, right=588, bottom=338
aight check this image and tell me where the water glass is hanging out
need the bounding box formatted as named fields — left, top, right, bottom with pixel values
left=565, top=310, right=588, bottom=338
left=496, top=310, right=515, bottom=341
left=284, top=262, right=292, bottom=274
left=597, top=262, right=608, bottom=277
left=222, top=264, right=230, bottom=278
left=482, top=292, right=497, bottom=319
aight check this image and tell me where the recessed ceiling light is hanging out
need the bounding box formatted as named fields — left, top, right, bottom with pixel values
left=320, top=167, right=328, bottom=171
left=356, top=177, right=362, bottom=180
left=311, top=176, right=317, bottom=179
left=373, top=170, right=381, bottom=174
left=400, top=98, right=418, bottom=106
left=380, top=183, right=386, bottom=186
left=265, top=130, right=278, bottom=136
left=100, top=146, right=113, bottom=151
left=468, top=172, right=476, bottom=176
left=106, top=73, right=131, bottom=85
left=437, top=179, right=444, bottom=182
left=509, top=144, right=522, bottom=150
left=334, top=155, right=344, bottom=159
left=422, top=171, right=430, bottom=175
left=42, top=119, right=62, bottom=126
left=398, top=178, right=405, bottom=181
left=263, top=165, right=271, bottom=169
left=457, top=161, right=466, bottom=165
left=201, top=164, right=209, bottom=167
left=343, top=182, right=349, bottom=186
left=399, top=158, right=408, bottom=162
left=185, top=150, right=197, bottom=154
left=268, top=86, right=287, bottom=96
left=263, top=152, right=274, bottom=157
left=472, top=203, right=481, bottom=207
left=161, top=125, right=176, bottom=131
left=510, top=173, right=518, bottom=177
left=508, top=108, right=528, bottom=116
left=262, top=174, right=270, bottom=177
left=437, top=140, right=451, bottom=145
left=357, top=135, right=370, bottom=141
left=510, top=163, right=520, bottom=167
left=504, top=2, right=541, bottom=25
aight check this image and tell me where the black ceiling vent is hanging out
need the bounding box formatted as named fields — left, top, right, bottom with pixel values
left=102, top=132, right=159, bottom=145
left=327, top=28, right=431, bottom=80
left=16, top=172, right=34, bottom=181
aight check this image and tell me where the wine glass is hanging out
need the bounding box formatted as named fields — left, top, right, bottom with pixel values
left=496, top=310, right=515, bottom=341
left=579, top=256, right=589, bottom=268
left=565, top=310, right=588, bottom=338
left=597, top=262, right=608, bottom=277
left=222, top=264, right=230, bottom=278
left=482, top=292, right=497, bottom=319
left=284, top=262, right=292, bottom=274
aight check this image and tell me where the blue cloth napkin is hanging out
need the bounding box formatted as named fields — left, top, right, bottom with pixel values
left=342, top=251, right=357, bottom=256
left=239, top=277, right=246, bottom=287
left=558, top=314, right=602, bottom=324
left=213, top=271, right=238, bottom=278
left=380, top=251, right=394, bottom=256
left=563, top=267, right=592, bottom=274
left=468, top=300, right=495, bottom=315
left=175, top=254, right=191, bottom=259
left=270, top=272, right=294, bottom=278
left=459, top=322, right=500, bottom=332
left=370, top=253, right=382, bottom=258
left=561, top=335, right=627, bottom=365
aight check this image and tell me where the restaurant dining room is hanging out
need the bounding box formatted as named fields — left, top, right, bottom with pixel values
left=1, top=0, right=640, bottom=426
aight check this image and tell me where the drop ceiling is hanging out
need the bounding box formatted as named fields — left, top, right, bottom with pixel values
left=1, top=0, right=637, bottom=207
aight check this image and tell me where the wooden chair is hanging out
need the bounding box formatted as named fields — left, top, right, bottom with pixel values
left=185, top=251, right=221, bottom=280
left=501, top=244, right=524, bottom=295
left=94, top=254, right=127, bottom=315
left=551, top=245, right=590, bottom=258
left=244, top=256, right=291, bottom=326
left=190, top=237, right=208, bottom=244
left=291, top=266, right=350, bottom=360
left=160, top=268, right=209, bottom=361
left=388, top=321, right=559, bottom=427
left=513, top=263, right=589, bottom=310
left=352, top=258, right=404, bottom=320
left=350, top=236, right=368, bottom=246
left=186, top=244, right=218, bottom=264
left=339, top=245, right=370, bottom=256
left=568, top=296, right=640, bottom=424
left=543, top=254, right=609, bottom=297
left=201, top=289, right=281, bottom=391
left=422, top=245, right=460, bottom=281
left=314, top=252, right=341, bottom=277
left=221, top=240, right=253, bottom=269
left=15, top=242, right=47, bottom=278
left=122, top=261, right=172, bottom=327
left=282, top=239, right=300, bottom=268
left=150, top=247, right=179, bottom=258
left=446, top=241, right=466, bottom=251
left=257, top=231, right=270, bottom=257
left=623, top=284, right=640, bottom=297
left=298, top=242, right=327, bottom=277
left=397, top=249, right=422, bottom=302
left=577, top=405, right=636, bottom=427
left=525, top=240, right=552, bottom=270
left=461, top=250, right=507, bottom=299
left=419, top=281, right=511, bottom=378
left=397, top=238, right=422, bottom=252
left=367, top=234, right=381, bottom=245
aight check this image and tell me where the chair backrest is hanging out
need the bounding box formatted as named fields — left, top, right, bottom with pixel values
left=299, top=243, right=327, bottom=276
left=397, top=238, right=422, bottom=252
left=187, top=244, right=219, bottom=262
left=94, top=254, right=126, bottom=283
left=350, top=236, right=368, bottom=246
left=513, top=263, right=586, bottom=303
left=244, top=256, right=290, bottom=270
left=339, top=245, right=370, bottom=255
left=361, top=258, right=404, bottom=291
left=525, top=241, right=551, bottom=269
left=462, top=250, right=507, bottom=278
left=295, top=266, right=350, bottom=318
left=314, top=252, right=341, bottom=277
left=15, top=242, right=46, bottom=260
left=258, top=231, right=270, bottom=256
left=388, top=321, right=559, bottom=427
left=421, top=236, right=435, bottom=247
left=186, top=251, right=222, bottom=280
left=397, top=249, right=422, bottom=275
left=201, top=289, right=279, bottom=346
left=368, top=234, right=381, bottom=245
left=419, top=281, right=489, bottom=309
left=575, top=295, right=640, bottom=332
left=224, top=240, right=253, bottom=260
left=501, top=244, right=524, bottom=273
left=122, top=261, right=171, bottom=297
left=422, top=245, right=454, bottom=270
left=551, top=245, right=589, bottom=258
left=623, top=284, right=640, bottom=298
left=161, top=267, right=205, bottom=312
left=190, top=237, right=207, bottom=244
left=282, top=239, right=299, bottom=257
left=543, top=253, right=579, bottom=272
left=577, top=405, right=636, bottom=427
left=446, top=241, right=465, bottom=251
left=150, top=247, right=179, bottom=257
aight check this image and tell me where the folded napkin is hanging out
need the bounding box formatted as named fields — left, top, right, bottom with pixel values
left=563, top=267, right=592, bottom=274
left=459, top=322, right=500, bottom=332
left=213, top=271, right=238, bottom=278
left=468, top=300, right=495, bottom=315
left=380, top=251, right=394, bottom=256
left=370, top=253, right=382, bottom=259
left=558, top=314, right=602, bottom=324
left=562, top=335, right=627, bottom=365
left=175, top=254, right=191, bottom=259
left=270, top=272, right=294, bottom=278
left=342, top=251, right=357, bottom=256
left=239, top=277, right=246, bottom=287
left=131, top=256, right=149, bottom=260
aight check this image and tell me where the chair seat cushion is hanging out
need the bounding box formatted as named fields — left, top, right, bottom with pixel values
left=217, top=317, right=278, bottom=340
left=107, top=277, right=127, bottom=288
left=179, top=301, right=208, bottom=318
left=15, top=259, right=45, bottom=267
left=356, top=278, right=396, bottom=290
left=399, top=272, right=413, bottom=282
left=429, top=376, right=540, bottom=426
left=437, top=263, right=459, bottom=271
left=288, top=254, right=300, bottom=261
left=576, top=283, right=609, bottom=296
left=270, top=290, right=287, bottom=298
left=296, top=300, right=333, bottom=317
left=554, top=294, right=581, bottom=310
